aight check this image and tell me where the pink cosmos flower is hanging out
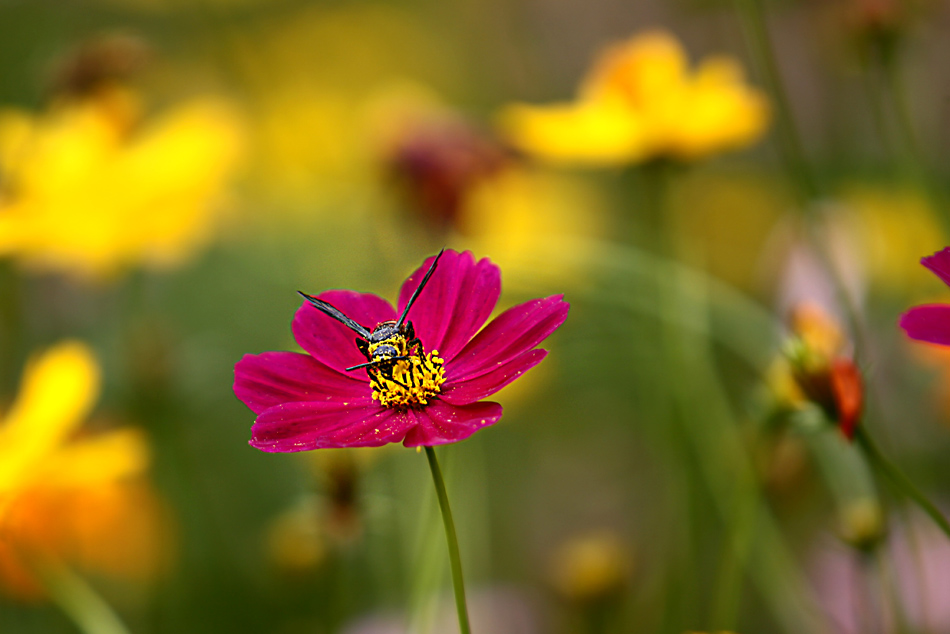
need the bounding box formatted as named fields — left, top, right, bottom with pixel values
left=900, top=247, right=950, bottom=345
left=233, top=249, right=568, bottom=451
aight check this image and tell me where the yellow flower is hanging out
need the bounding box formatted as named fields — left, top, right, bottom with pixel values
left=459, top=168, right=608, bottom=276
left=0, top=87, right=243, bottom=280
left=265, top=496, right=327, bottom=576
left=549, top=530, right=632, bottom=603
left=499, top=30, right=770, bottom=166
left=836, top=183, right=947, bottom=295
left=0, top=342, right=167, bottom=599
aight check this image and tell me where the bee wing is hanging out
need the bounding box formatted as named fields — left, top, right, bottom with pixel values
left=298, top=292, right=372, bottom=339
left=396, top=248, right=445, bottom=329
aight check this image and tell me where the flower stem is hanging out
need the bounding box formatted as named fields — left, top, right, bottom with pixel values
left=854, top=426, right=950, bottom=540
left=731, top=0, right=820, bottom=204
left=424, top=446, right=472, bottom=634
left=36, top=560, right=132, bottom=634
left=732, top=0, right=870, bottom=362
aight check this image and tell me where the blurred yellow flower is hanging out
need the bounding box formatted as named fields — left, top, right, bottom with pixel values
left=838, top=497, right=885, bottom=549
left=459, top=168, right=608, bottom=280
left=230, top=5, right=458, bottom=224
left=836, top=184, right=946, bottom=295
left=670, top=168, right=791, bottom=291
left=499, top=30, right=770, bottom=166
left=0, top=341, right=167, bottom=599
left=0, top=87, right=243, bottom=280
left=549, top=530, right=632, bottom=603
left=265, top=496, right=327, bottom=576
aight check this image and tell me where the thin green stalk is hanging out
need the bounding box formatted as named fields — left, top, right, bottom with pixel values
left=732, top=0, right=819, bottom=204
left=879, top=59, right=950, bottom=233
left=874, top=548, right=910, bottom=634
left=424, top=446, right=472, bottom=634
left=37, top=560, right=131, bottom=634
left=640, top=165, right=823, bottom=633
left=709, top=488, right=757, bottom=628
left=881, top=61, right=924, bottom=170
left=732, top=0, right=870, bottom=364
left=854, top=426, right=950, bottom=540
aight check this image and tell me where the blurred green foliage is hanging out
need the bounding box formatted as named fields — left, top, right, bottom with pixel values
left=2, top=0, right=950, bottom=633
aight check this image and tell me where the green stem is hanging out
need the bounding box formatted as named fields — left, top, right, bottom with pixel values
left=732, top=0, right=819, bottom=204
left=36, top=560, right=132, bottom=634
left=879, top=59, right=950, bottom=233
left=855, top=426, right=950, bottom=540
left=733, top=0, right=872, bottom=363
left=424, top=446, right=472, bottom=634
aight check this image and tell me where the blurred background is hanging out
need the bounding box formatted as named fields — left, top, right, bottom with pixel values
left=1, top=0, right=950, bottom=632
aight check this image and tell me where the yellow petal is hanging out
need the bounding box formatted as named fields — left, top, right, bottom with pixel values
left=0, top=341, right=100, bottom=491
left=40, top=428, right=150, bottom=487
left=498, top=29, right=770, bottom=165
left=0, top=110, right=34, bottom=171
left=581, top=30, right=687, bottom=105
left=0, top=94, right=243, bottom=280
left=117, top=99, right=244, bottom=269
left=498, top=99, right=646, bottom=166
left=648, top=56, right=769, bottom=160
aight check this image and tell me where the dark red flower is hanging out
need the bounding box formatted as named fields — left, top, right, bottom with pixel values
left=386, top=116, right=510, bottom=231
left=234, top=250, right=568, bottom=451
left=784, top=303, right=864, bottom=440
left=829, top=358, right=863, bottom=440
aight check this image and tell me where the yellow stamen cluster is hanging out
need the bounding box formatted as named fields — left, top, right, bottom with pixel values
left=371, top=350, right=445, bottom=410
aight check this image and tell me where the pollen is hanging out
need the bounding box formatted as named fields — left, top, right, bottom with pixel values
left=370, top=349, right=446, bottom=410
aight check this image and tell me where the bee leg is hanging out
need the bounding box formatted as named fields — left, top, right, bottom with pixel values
left=379, top=362, right=412, bottom=390
left=406, top=337, right=424, bottom=356
left=356, top=337, right=371, bottom=360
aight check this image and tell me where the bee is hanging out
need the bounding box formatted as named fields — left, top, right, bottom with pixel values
left=298, top=249, right=444, bottom=389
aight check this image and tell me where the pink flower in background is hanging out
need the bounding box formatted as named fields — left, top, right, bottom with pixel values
left=234, top=249, right=568, bottom=451
left=812, top=511, right=950, bottom=634
left=900, top=247, right=950, bottom=345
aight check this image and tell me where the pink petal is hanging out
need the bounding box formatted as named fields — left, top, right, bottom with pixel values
left=922, top=247, right=950, bottom=288
left=293, top=290, right=396, bottom=374
left=234, top=352, right=369, bottom=414
left=402, top=400, right=504, bottom=447
left=397, top=250, right=501, bottom=361
left=900, top=304, right=950, bottom=346
left=440, top=349, right=547, bottom=405
left=250, top=399, right=411, bottom=451
left=448, top=295, right=569, bottom=381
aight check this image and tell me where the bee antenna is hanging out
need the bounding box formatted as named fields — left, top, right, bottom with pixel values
left=396, top=248, right=445, bottom=329
left=298, top=291, right=372, bottom=339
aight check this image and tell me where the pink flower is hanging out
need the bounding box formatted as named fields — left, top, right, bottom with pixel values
left=233, top=250, right=568, bottom=451
left=900, top=247, right=950, bottom=345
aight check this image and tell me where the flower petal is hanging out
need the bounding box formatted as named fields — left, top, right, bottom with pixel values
left=41, top=428, right=149, bottom=486
left=830, top=359, right=862, bottom=441
left=448, top=295, right=568, bottom=381
left=441, top=349, right=547, bottom=405
left=292, top=290, right=396, bottom=374
left=401, top=400, right=503, bottom=447
left=397, top=250, right=501, bottom=361
left=234, top=351, right=369, bottom=415
left=250, top=400, right=410, bottom=452
left=0, top=341, right=100, bottom=487
left=900, top=304, right=950, bottom=346
left=922, top=247, right=950, bottom=288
